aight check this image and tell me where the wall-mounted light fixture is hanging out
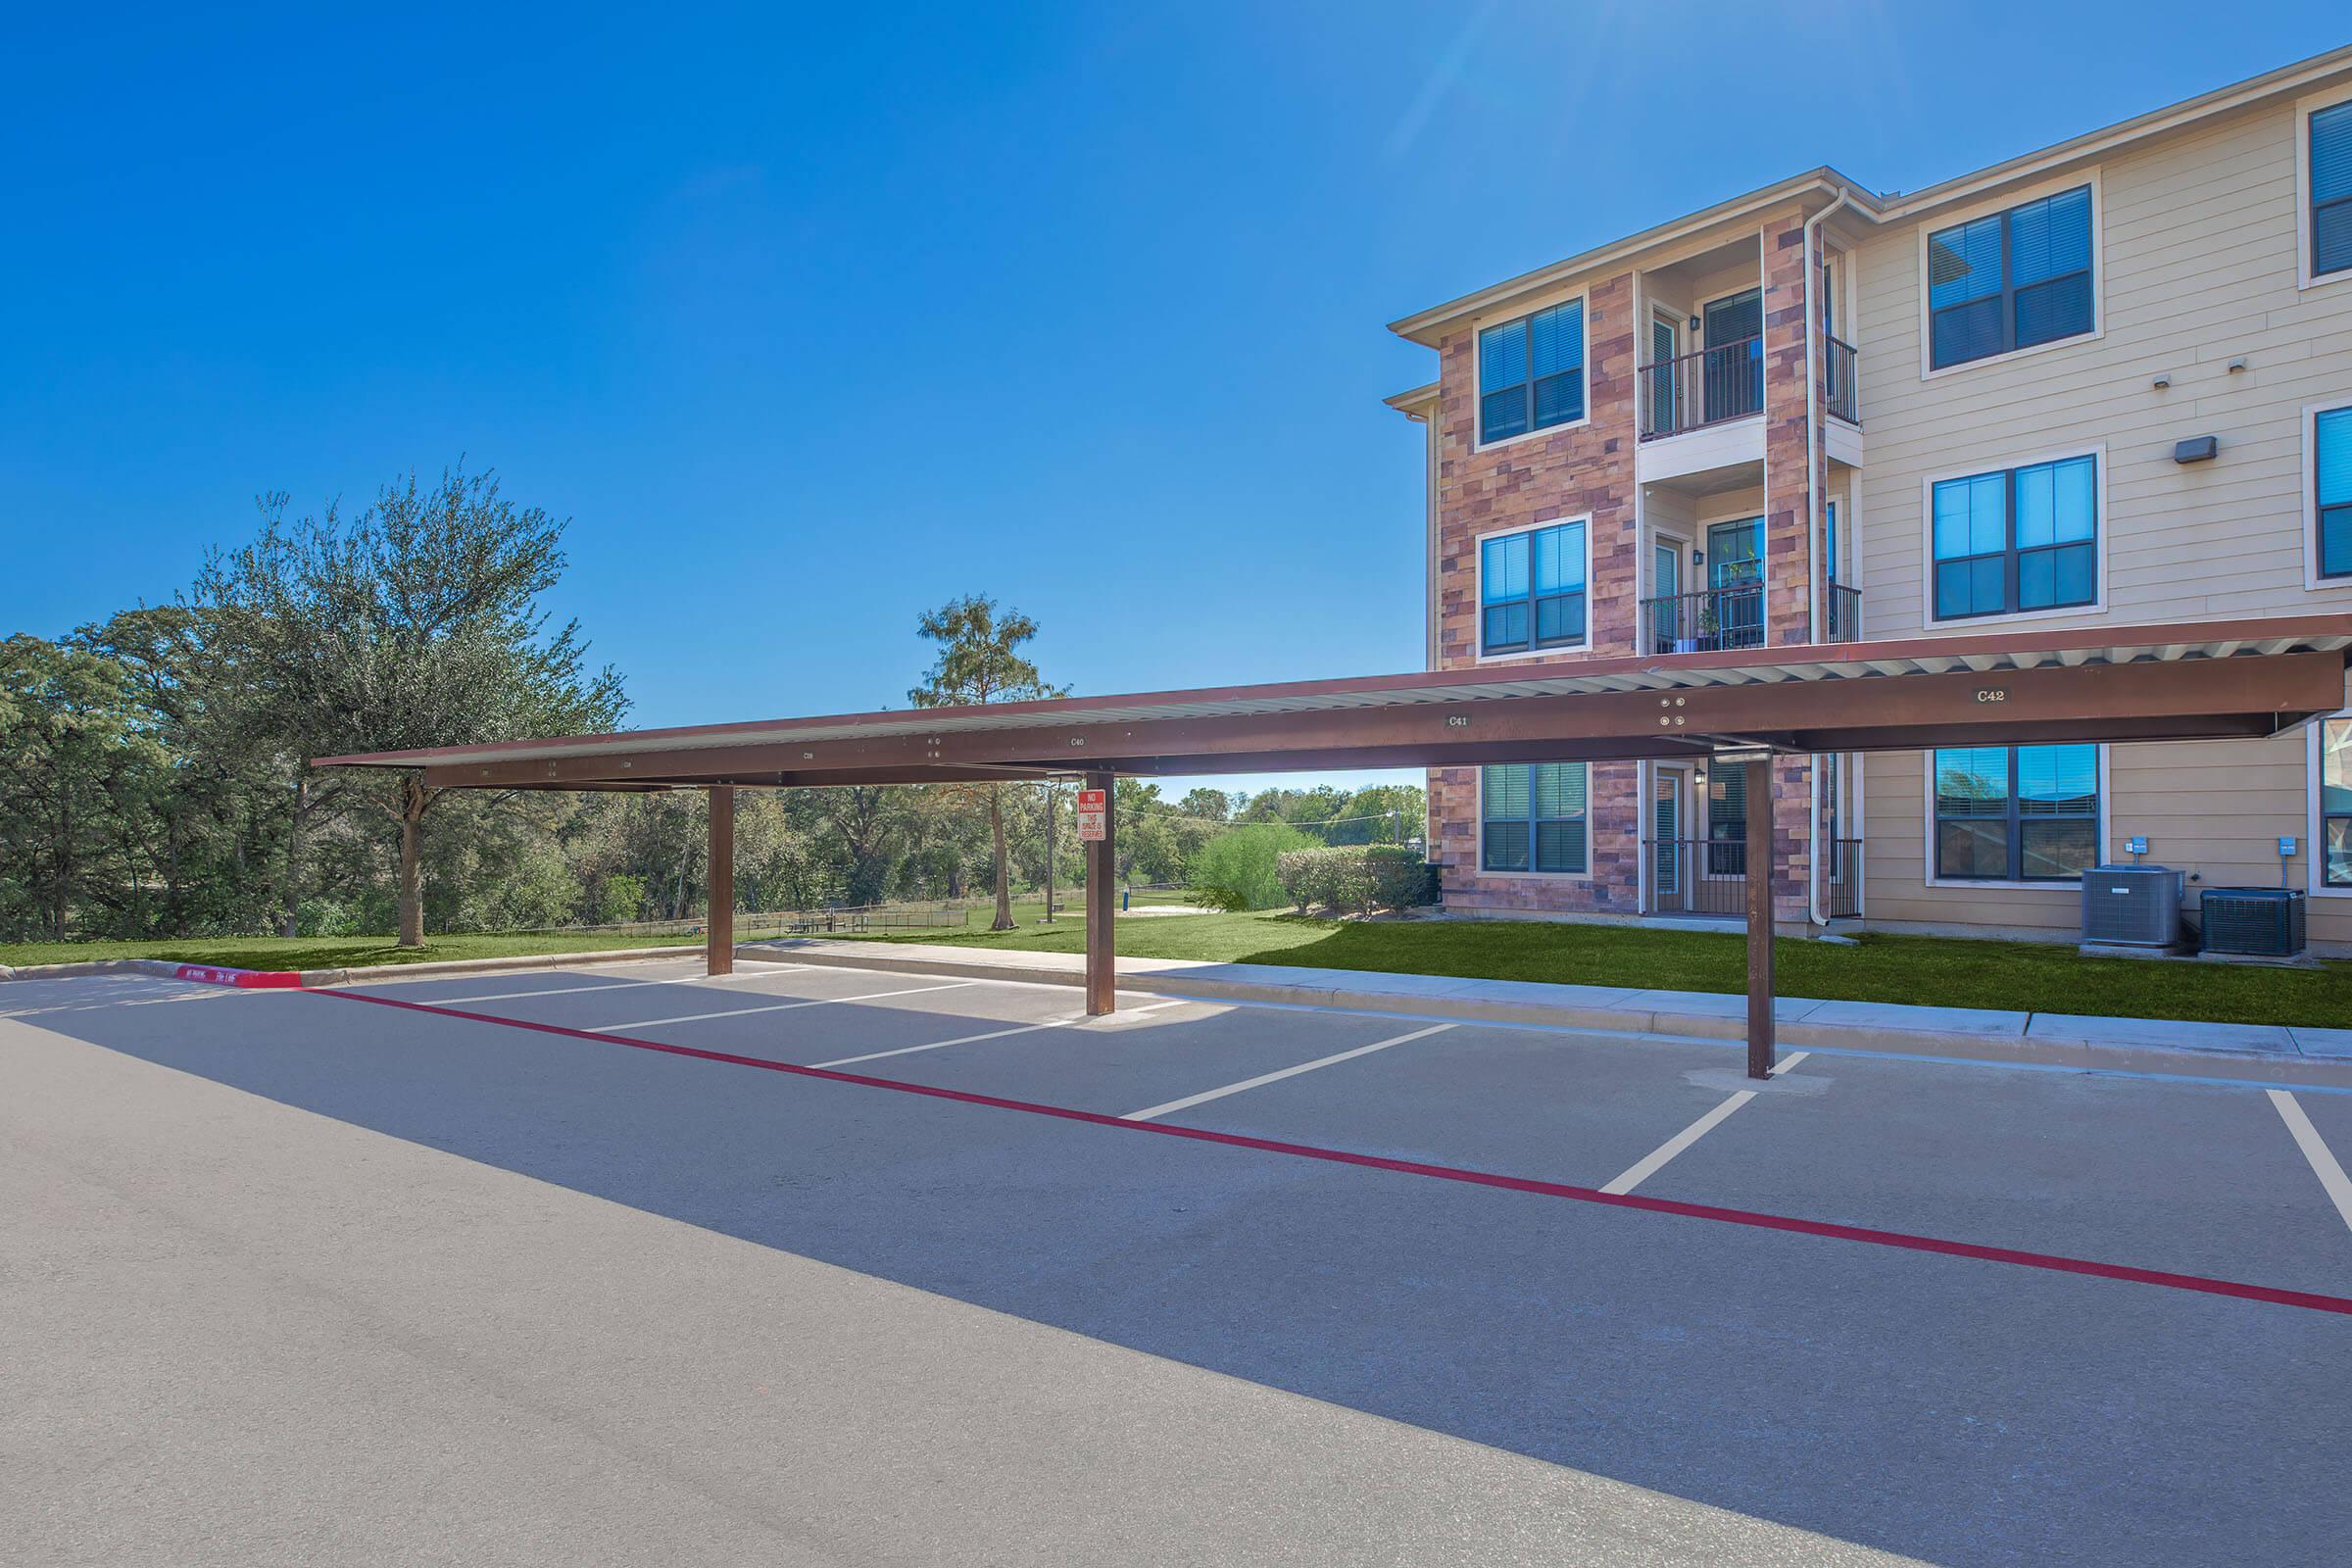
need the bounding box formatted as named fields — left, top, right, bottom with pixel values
left=2173, top=436, right=2219, bottom=464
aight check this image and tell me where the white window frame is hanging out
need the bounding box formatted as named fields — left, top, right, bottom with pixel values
left=1921, top=743, right=2111, bottom=892
left=1914, top=169, right=2105, bottom=381
left=1471, top=514, right=1594, bottom=663
left=1474, top=761, right=1594, bottom=881
left=2306, top=399, right=2352, bottom=592
left=2295, top=88, right=2352, bottom=294
left=1917, top=441, right=2110, bottom=629
left=2311, top=710, right=2352, bottom=899
left=1470, top=289, right=1593, bottom=453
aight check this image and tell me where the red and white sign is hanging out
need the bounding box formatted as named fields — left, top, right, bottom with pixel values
left=1076, top=788, right=1107, bottom=842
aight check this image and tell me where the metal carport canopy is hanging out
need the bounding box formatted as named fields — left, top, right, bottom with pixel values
left=314, top=612, right=2352, bottom=1078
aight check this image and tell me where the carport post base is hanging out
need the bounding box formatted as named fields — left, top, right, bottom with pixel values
left=1084, top=770, right=1114, bottom=1016
left=1743, top=758, right=1775, bottom=1080
left=707, top=786, right=735, bottom=978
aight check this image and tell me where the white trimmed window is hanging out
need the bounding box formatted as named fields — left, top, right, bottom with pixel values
left=1481, top=763, right=1589, bottom=874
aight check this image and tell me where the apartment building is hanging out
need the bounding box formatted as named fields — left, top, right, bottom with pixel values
left=1387, top=45, right=2352, bottom=953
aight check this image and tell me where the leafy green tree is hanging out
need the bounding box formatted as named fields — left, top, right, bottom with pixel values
left=0, top=636, right=172, bottom=940
left=907, top=595, right=1057, bottom=931
left=1177, top=787, right=1236, bottom=824
left=197, top=467, right=625, bottom=946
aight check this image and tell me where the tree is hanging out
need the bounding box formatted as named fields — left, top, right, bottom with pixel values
left=197, top=466, right=625, bottom=946
left=907, top=596, right=1057, bottom=931
left=1177, top=787, right=1236, bottom=824
left=0, top=635, right=172, bottom=940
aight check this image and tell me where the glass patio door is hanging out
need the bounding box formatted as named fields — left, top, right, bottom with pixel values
left=1701, top=287, right=1763, bottom=421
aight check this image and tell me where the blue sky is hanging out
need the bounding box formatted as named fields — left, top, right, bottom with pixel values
left=3, top=3, right=2341, bottom=797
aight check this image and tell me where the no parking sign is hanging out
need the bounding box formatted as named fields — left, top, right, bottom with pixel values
left=1076, top=788, right=1107, bottom=842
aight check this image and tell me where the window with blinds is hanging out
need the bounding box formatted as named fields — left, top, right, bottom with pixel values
left=1478, top=300, right=1586, bottom=443
left=1481, top=763, right=1589, bottom=874
left=1926, top=185, right=2094, bottom=368
left=2313, top=100, right=2352, bottom=280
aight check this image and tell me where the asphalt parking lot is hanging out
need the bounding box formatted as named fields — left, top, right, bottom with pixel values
left=6, top=956, right=2351, bottom=1565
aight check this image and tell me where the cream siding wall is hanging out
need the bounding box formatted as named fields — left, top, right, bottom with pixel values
left=1848, top=89, right=2352, bottom=952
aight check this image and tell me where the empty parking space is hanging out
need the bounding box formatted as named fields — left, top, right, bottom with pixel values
left=12, top=961, right=2352, bottom=1565
left=1634, top=1050, right=2352, bottom=1298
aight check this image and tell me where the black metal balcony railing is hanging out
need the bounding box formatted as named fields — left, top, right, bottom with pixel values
left=1638, top=333, right=1764, bottom=440
left=1643, top=583, right=1765, bottom=654
left=1643, top=837, right=1864, bottom=918
left=1825, top=336, right=1860, bottom=425
left=1824, top=582, right=1863, bottom=644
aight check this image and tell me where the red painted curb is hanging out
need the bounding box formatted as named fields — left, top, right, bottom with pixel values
left=172, top=964, right=306, bottom=990
left=312, top=985, right=2352, bottom=1319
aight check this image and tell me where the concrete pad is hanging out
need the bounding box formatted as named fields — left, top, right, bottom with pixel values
left=2027, top=1012, right=2297, bottom=1055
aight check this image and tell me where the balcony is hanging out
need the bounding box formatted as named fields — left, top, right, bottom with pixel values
left=1643, top=582, right=1864, bottom=652
left=1642, top=584, right=1764, bottom=654
left=1637, top=334, right=1763, bottom=441
left=1825, top=335, right=1860, bottom=425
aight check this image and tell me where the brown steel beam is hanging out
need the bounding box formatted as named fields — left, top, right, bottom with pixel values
left=1084, top=771, right=1115, bottom=1017
left=1743, top=758, right=1775, bottom=1081
left=707, top=786, right=735, bottom=977
left=416, top=653, right=2346, bottom=793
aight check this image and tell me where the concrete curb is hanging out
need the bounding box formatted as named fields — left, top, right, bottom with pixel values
left=737, top=940, right=2352, bottom=1090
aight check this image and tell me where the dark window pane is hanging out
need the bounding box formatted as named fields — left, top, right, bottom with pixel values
left=2050, top=541, right=2095, bottom=606
left=1482, top=822, right=1530, bottom=872
left=1532, top=763, right=1586, bottom=820
left=1532, top=371, right=1583, bottom=428
left=2325, top=816, right=2352, bottom=889
left=1708, top=765, right=1745, bottom=840
left=1932, top=298, right=2005, bottom=368
left=2014, top=272, right=2093, bottom=348
left=1480, top=389, right=1526, bottom=444
left=2319, top=200, right=2352, bottom=278
left=1534, top=593, right=1584, bottom=645
left=1535, top=821, right=1586, bottom=874
left=2020, top=820, right=2098, bottom=880
left=2323, top=505, right=2352, bottom=578
left=1937, top=820, right=2010, bottom=879
left=1482, top=604, right=1527, bottom=651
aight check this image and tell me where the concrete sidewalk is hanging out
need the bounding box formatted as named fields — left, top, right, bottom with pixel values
left=739, top=938, right=2352, bottom=1088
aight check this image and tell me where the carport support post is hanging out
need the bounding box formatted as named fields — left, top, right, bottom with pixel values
left=1742, top=758, right=1776, bottom=1079
left=1084, top=770, right=1115, bottom=1016
left=707, top=786, right=735, bottom=977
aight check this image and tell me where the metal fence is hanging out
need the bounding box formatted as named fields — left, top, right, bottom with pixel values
left=1638, top=333, right=1765, bottom=439
left=1642, top=584, right=1766, bottom=654
left=1642, top=837, right=1863, bottom=919
left=1825, top=336, right=1860, bottom=425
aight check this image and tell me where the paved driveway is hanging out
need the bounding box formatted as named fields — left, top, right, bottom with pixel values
left=5, top=957, right=2348, bottom=1565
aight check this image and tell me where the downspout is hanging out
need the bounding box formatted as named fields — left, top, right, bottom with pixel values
left=1802, top=187, right=1853, bottom=927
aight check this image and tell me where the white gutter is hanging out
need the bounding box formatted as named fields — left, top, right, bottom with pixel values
left=1802, top=187, right=1854, bottom=928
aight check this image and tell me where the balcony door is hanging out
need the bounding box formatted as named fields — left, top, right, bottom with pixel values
left=1701, top=287, right=1764, bottom=422
left=1648, top=312, right=1680, bottom=435
left=1704, top=516, right=1765, bottom=649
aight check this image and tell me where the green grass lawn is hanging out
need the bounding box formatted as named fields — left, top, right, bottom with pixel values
left=809, top=907, right=2352, bottom=1028
left=0, top=930, right=706, bottom=970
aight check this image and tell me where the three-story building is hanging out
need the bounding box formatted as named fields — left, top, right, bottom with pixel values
left=1388, top=45, right=2352, bottom=952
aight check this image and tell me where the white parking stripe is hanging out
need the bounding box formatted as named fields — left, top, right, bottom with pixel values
left=806, top=998, right=1186, bottom=1069
left=1121, top=1024, right=1456, bottom=1122
left=2270, top=1089, right=2352, bottom=1236
left=1600, top=1051, right=1810, bottom=1197
left=591, top=981, right=977, bottom=1031
left=428, top=970, right=765, bottom=1006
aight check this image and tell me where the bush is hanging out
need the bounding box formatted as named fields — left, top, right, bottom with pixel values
left=1275, top=846, right=1439, bottom=916
left=1189, top=822, right=1316, bottom=911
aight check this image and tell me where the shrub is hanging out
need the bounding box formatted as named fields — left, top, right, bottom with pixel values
left=1190, top=822, right=1316, bottom=911
left=1275, top=845, right=1439, bottom=916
